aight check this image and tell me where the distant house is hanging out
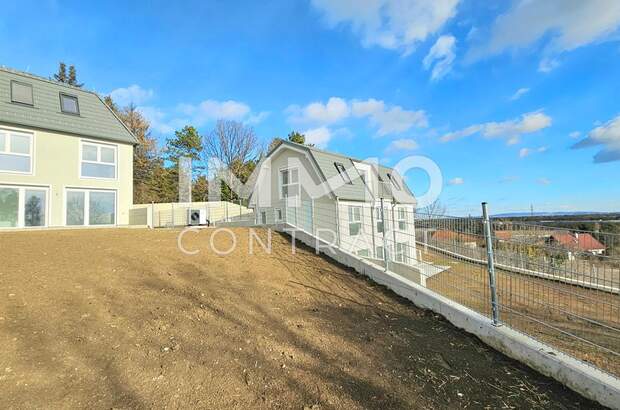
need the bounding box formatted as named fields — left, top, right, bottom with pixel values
left=0, top=67, right=136, bottom=229
left=549, top=232, right=606, bottom=255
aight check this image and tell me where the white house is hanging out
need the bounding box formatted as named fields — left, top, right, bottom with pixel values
left=249, top=140, right=418, bottom=267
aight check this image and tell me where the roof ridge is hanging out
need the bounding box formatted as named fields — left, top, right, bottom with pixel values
left=0, top=66, right=100, bottom=96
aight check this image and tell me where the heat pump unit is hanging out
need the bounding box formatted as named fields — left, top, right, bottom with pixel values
left=188, top=209, right=207, bottom=226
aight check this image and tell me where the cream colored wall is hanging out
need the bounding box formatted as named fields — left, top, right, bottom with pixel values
left=0, top=123, right=133, bottom=227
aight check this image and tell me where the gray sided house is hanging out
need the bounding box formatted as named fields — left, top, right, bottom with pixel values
left=250, top=140, right=418, bottom=266
left=0, top=67, right=137, bottom=229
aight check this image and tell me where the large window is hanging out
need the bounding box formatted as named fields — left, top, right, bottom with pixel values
left=80, top=141, right=117, bottom=179
left=66, top=189, right=116, bottom=226
left=348, top=205, right=362, bottom=236
left=279, top=168, right=299, bottom=199
left=0, top=129, right=33, bottom=174
left=0, top=185, right=48, bottom=228
left=11, top=81, right=34, bottom=106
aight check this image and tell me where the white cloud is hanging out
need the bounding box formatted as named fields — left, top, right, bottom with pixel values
left=423, top=35, right=456, bottom=80
left=304, top=127, right=332, bottom=148
left=448, top=177, right=464, bottom=185
left=538, top=57, right=560, bottom=73
left=287, top=97, right=427, bottom=137
left=311, top=0, right=460, bottom=54
left=537, top=178, right=551, bottom=186
left=351, top=98, right=428, bottom=135
left=138, top=99, right=263, bottom=135
left=177, top=100, right=251, bottom=126
left=569, top=131, right=581, bottom=139
left=440, top=111, right=552, bottom=145
left=469, top=0, right=620, bottom=61
left=519, top=146, right=547, bottom=158
left=385, top=138, right=418, bottom=153
left=109, top=84, right=154, bottom=106
left=286, top=97, right=350, bottom=125
left=572, top=114, right=620, bottom=162
left=510, top=87, right=530, bottom=100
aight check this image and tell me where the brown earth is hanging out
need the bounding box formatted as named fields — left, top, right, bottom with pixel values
left=0, top=228, right=605, bottom=409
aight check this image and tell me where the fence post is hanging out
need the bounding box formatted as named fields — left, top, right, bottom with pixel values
left=172, top=202, right=175, bottom=227
left=391, top=200, right=397, bottom=263
left=225, top=201, right=229, bottom=222
left=311, top=199, right=316, bottom=236
left=482, top=202, right=500, bottom=326
left=380, top=198, right=389, bottom=271
left=370, top=203, right=376, bottom=259
left=151, top=201, right=155, bottom=229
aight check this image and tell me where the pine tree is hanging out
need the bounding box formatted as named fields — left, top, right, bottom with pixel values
left=53, top=62, right=67, bottom=83
left=68, top=65, right=83, bottom=87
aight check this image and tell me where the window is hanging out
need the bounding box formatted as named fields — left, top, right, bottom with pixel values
left=279, top=168, right=299, bottom=199
left=375, top=207, right=384, bottom=233
left=0, top=185, right=48, bottom=228
left=275, top=208, right=282, bottom=222
left=80, top=141, right=117, bottom=179
left=261, top=211, right=267, bottom=225
left=397, top=208, right=407, bottom=231
left=334, top=162, right=353, bottom=184
left=11, top=81, right=34, bottom=106
left=387, top=173, right=401, bottom=190
left=66, top=189, right=116, bottom=226
left=376, top=246, right=384, bottom=260
left=0, top=129, right=33, bottom=174
left=60, top=93, right=80, bottom=115
left=357, top=249, right=369, bottom=257
left=348, top=205, right=362, bottom=236
left=395, top=242, right=409, bottom=264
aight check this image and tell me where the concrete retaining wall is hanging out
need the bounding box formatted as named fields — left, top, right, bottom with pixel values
left=277, top=223, right=620, bottom=409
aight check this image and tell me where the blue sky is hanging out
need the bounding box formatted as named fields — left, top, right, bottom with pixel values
left=2, top=0, right=620, bottom=215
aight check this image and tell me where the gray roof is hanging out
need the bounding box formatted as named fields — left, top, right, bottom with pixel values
left=0, top=67, right=137, bottom=144
left=268, top=140, right=416, bottom=204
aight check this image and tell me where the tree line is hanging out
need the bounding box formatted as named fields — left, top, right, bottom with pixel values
left=52, top=63, right=311, bottom=204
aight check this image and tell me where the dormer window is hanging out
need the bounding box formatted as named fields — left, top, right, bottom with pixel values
left=387, top=173, right=401, bottom=190
left=60, top=93, right=80, bottom=115
left=11, top=81, right=33, bottom=106
left=334, top=162, right=352, bottom=185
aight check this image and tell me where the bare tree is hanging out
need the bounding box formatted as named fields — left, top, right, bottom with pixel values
left=421, top=199, right=447, bottom=216
left=203, top=120, right=261, bottom=175
left=203, top=120, right=262, bottom=200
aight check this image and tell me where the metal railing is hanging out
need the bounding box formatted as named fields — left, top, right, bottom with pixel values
left=255, top=199, right=620, bottom=379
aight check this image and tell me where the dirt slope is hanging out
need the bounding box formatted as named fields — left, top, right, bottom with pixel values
left=0, top=228, right=603, bottom=409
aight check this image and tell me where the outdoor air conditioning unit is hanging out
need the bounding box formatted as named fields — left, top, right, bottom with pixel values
left=188, top=209, right=207, bottom=226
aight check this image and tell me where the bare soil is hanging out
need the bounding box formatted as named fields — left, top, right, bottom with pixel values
left=0, top=228, right=604, bottom=409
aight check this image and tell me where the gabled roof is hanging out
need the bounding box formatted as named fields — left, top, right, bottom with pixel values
left=550, top=232, right=606, bottom=251
left=0, top=67, right=137, bottom=144
left=265, top=139, right=416, bottom=204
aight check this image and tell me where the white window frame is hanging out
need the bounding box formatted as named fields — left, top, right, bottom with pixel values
left=395, top=242, right=409, bottom=264
left=0, top=184, right=50, bottom=228
left=397, top=207, right=407, bottom=231
left=79, top=140, right=118, bottom=180
left=376, top=245, right=384, bottom=260
left=0, top=128, right=34, bottom=175
left=348, top=205, right=362, bottom=236
left=275, top=208, right=282, bottom=222
left=375, top=207, right=385, bottom=233
left=63, top=188, right=117, bottom=227
left=279, top=167, right=300, bottom=201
